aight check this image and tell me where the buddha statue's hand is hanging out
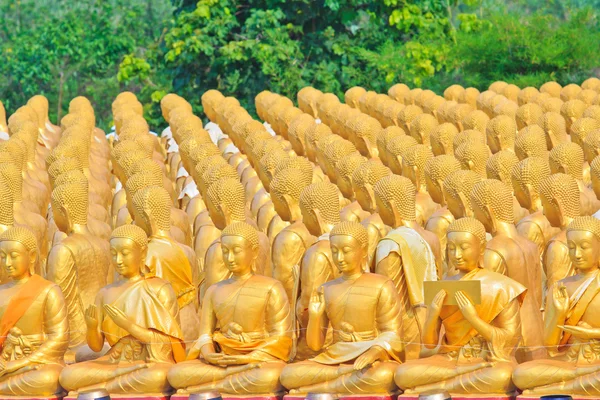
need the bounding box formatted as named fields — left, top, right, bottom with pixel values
left=559, top=324, right=600, bottom=341
left=103, top=304, right=131, bottom=331
left=455, top=291, right=478, bottom=322
left=204, top=352, right=225, bottom=366
left=429, top=290, right=447, bottom=319
left=0, top=358, right=29, bottom=378
left=85, top=304, right=99, bottom=329
left=353, top=346, right=386, bottom=371
left=309, top=287, right=326, bottom=317
left=217, top=354, right=261, bottom=366
left=551, top=284, right=569, bottom=316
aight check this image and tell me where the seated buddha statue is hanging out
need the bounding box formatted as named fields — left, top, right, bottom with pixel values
left=269, top=168, right=315, bottom=300
left=513, top=216, right=600, bottom=395
left=280, top=221, right=404, bottom=395
left=539, top=174, right=582, bottom=289
left=485, top=115, right=516, bottom=154
left=592, top=156, right=600, bottom=219
left=0, top=227, right=69, bottom=397
left=132, top=186, right=199, bottom=343
left=512, top=157, right=561, bottom=262
left=167, top=222, right=292, bottom=395
left=337, top=153, right=369, bottom=223
left=59, top=225, right=185, bottom=395
left=514, top=125, right=549, bottom=161
left=46, top=182, right=112, bottom=360
left=470, top=179, right=545, bottom=361
left=424, top=155, right=462, bottom=276
left=374, top=175, right=440, bottom=359
left=395, top=217, right=526, bottom=395
left=430, top=123, right=459, bottom=156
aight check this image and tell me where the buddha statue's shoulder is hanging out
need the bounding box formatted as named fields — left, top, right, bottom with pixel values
left=549, top=229, right=567, bottom=244
left=247, top=274, right=285, bottom=290
left=473, top=269, right=527, bottom=297
left=426, top=207, right=454, bottom=225
left=143, top=276, right=177, bottom=297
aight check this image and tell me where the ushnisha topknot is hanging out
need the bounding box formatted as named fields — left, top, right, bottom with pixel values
left=330, top=221, right=369, bottom=249
left=549, top=142, right=584, bottom=180
left=110, top=224, right=149, bottom=249
left=424, top=154, right=462, bottom=183
left=299, top=182, right=341, bottom=225
left=270, top=168, right=311, bottom=206
left=511, top=157, right=551, bottom=196
left=566, top=216, right=600, bottom=241
left=206, top=177, right=247, bottom=221
left=447, top=217, right=487, bottom=249
left=514, top=125, right=548, bottom=161
left=222, top=221, right=260, bottom=249
left=538, top=173, right=581, bottom=218
left=443, top=170, right=483, bottom=203
left=51, top=182, right=89, bottom=225
left=0, top=226, right=38, bottom=253
left=470, top=179, right=515, bottom=224
left=486, top=150, right=520, bottom=184
left=373, top=175, right=417, bottom=221
left=133, top=186, right=172, bottom=231
left=352, top=160, right=392, bottom=190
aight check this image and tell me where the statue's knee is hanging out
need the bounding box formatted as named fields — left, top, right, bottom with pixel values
left=36, top=366, right=62, bottom=388
left=512, top=363, right=534, bottom=390
left=167, top=364, right=185, bottom=388
left=393, top=363, right=412, bottom=389
left=280, top=365, right=301, bottom=389
left=370, top=362, right=397, bottom=383
left=59, top=367, right=78, bottom=391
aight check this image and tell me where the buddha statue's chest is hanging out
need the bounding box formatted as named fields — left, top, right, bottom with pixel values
left=214, top=286, right=269, bottom=330
left=325, top=284, right=379, bottom=333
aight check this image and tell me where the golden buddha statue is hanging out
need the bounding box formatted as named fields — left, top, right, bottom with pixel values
left=470, top=179, right=544, bottom=360
left=186, top=155, right=227, bottom=225
left=460, top=87, right=481, bottom=108
left=516, top=103, right=544, bottom=130
left=560, top=99, right=586, bottom=132
left=398, top=105, right=423, bottom=134
left=549, top=142, right=600, bottom=216
left=453, top=129, right=486, bottom=153
left=538, top=112, right=568, bottom=150
left=388, top=83, right=410, bottom=103
left=395, top=217, right=526, bottom=395
left=0, top=227, right=69, bottom=397
left=297, top=182, right=341, bottom=333
left=280, top=221, right=404, bottom=395
left=374, top=175, right=441, bottom=358
left=299, top=86, right=324, bottom=117
left=8, top=119, right=51, bottom=195
left=409, top=113, right=438, bottom=147
left=46, top=182, right=112, bottom=356
left=336, top=152, right=368, bottom=204
left=58, top=224, right=185, bottom=395
left=514, top=125, right=549, bottom=161
left=345, top=86, right=367, bottom=109
left=513, top=216, right=600, bottom=395
left=486, top=150, right=529, bottom=224
left=0, top=163, right=48, bottom=271
left=486, top=115, right=516, bottom=154
left=376, top=126, right=405, bottom=167
left=539, top=173, right=582, bottom=289
left=402, top=144, right=440, bottom=223
left=346, top=116, right=380, bottom=158
left=423, top=96, right=445, bottom=119
left=540, top=81, right=562, bottom=97
left=540, top=97, right=564, bottom=114
left=430, top=123, right=459, bottom=156
left=455, top=141, right=490, bottom=178
left=269, top=168, right=315, bottom=300
left=424, top=155, right=462, bottom=276
left=168, top=222, right=292, bottom=395
left=592, top=156, right=600, bottom=218
left=512, top=157, right=560, bottom=262
left=518, top=86, right=540, bottom=105
left=0, top=100, right=6, bottom=134
left=321, top=139, right=357, bottom=184
left=384, top=135, right=418, bottom=175
left=131, top=186, right=199, bottom=343
left=570, top=117, right=600, bottom=148
left=201, top=178, right=271, bottom=301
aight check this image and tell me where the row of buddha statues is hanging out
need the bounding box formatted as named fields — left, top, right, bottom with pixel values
left=0, top=76, right=600, bottom=399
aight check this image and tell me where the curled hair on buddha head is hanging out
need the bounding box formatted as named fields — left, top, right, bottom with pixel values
left=470, top=179, right=515, bottom=224
left=538, top=173, right=581, bottom=219
left=222, top=221, right=259, bottom=250
left=299, top=182, right=341, bottom=225
left=373, top=175, right=417, bottom=221
left=206, top=177, right=246, bottom=221
left=511, top=157, right=551, bottom=197
left=549, top=142, right=584, bottom=180
left=111, top=224, right=148, bottom=249
left=567, top=216, right=600, bottom=242
left=132, top=186, right=171, bottom=231
left=51, top=182, right=89, bottom=225
left=0, top=226, right=38, bottom=254
left=486, top=150, right=520, bottom=185
left=352, top=160, right=392, bottom=190
left=331, top=221, right=369, bottom=249
left=424, top=154, right=462, bottom=184
left=270, top=168, right=310, bottom=206
left=447, top=217, right=487, bottom=250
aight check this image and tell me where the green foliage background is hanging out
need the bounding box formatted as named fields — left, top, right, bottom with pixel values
left=1, top=0, right=599, bottom=130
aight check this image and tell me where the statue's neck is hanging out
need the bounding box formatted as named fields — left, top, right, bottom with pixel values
left=318, top=222, right=335, bottom=236
left=232, top=271, right=253, bottom=282
left=70, top=223, right=91, bottom=235
left=492, top=220, right=517, bottom=238
left=152, top=229, right=172, bottom=239
left=395, top=219, right=419, bottom=230
left=530, top=196, right=542, bottom=213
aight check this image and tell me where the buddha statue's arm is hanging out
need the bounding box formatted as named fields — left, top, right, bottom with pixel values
left=423, top=290, right=445, bottom=349
left=3, top=285, right=69, bottom=375
left=544, top=242, right=571, bottom=289
left=266, top=281, right=293, bottom=340
left=188, top=286, right=218, bottom=361
left=483, top=249, right=508, bottom=276
left=272, top=230, right=304, bottom=292
left=306, top=287, right=329, bottom=352
left=86, top=290, right=107, bottom=352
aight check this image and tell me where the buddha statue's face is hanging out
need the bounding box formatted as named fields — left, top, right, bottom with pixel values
left=221, top=235, right=257, bottom=275
left=402, top=163, right=418, bottom=188
left=447, top=231, right=482, bottom=272
left=353, top=183, right=375, bottom=213
left=375, top=196, right=395, bottom=227
left=472, top=202, right=493, bottom=233
left=337, top=174, right=354, bottom=201
left=445, top=191, right=468, bottom=219
left=52, top=207, right=69, bottom=233
left=486, top=133, right=502, bottom=154
left=0, top=240, right=34, bottom=279
left=513, top=181, right=532, bottom=211
left=301, top=207, right=321, bottom=237
left=110, top=237, right=144, bottom=278
left=425, top=175, right=444, bottom=205
left=330, top=234, right=365, bottom=275
left=584, top=146, right=599, bottom=165
left=541, top=196, right=562, bottom=228
left=567, top=230, right=600, bottom=273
